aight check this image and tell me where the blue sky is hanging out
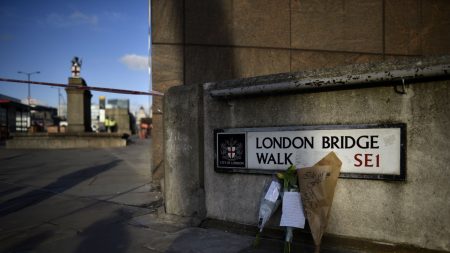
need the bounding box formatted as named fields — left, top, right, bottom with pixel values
left=0, top=0, right=151, bottom=114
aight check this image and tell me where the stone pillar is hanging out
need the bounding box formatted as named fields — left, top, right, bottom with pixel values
left=164, top=84, right=205, bottom=218
left=66, top=77, right=92, bottom=133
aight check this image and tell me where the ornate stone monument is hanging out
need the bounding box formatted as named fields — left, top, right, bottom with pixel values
left=66, top=57, right=92, bottom=132
left=6, top=57, right=126, bottom=149
left=71, top=57, right=82, bottom=78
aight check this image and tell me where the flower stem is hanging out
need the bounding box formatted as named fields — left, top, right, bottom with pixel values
left=253, top=232, right=261, bottom=248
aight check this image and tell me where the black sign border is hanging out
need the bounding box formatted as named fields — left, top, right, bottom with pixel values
left=215, top=132, right=247, bottom=169
left=214, top=123, right=406, bottom=181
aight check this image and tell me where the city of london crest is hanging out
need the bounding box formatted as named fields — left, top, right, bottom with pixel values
left=220, top=138, right=243, bottom=161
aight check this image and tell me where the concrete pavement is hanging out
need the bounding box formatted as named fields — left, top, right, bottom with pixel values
left=0, top=137, right=261, bottom=253
left=0, top=136, right=163, bottom=252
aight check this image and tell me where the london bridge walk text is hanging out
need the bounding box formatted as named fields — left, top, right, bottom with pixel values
left=255, top=135, right=380, bottom=165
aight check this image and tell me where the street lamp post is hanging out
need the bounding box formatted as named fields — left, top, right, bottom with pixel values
left=17, top=71, right=40, bottom=106
left=58, top=87, right=61, bottom=117
left=51, top=86, right=62, bottom=117
left=17, top=71, right=40, bottom=128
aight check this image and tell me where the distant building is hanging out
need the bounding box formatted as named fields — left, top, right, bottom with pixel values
left=58, top=104, right=67, bottom=119
left=18, top=97, right=59, bottom=126
left=0, top=94, right=29, bottom=139
left=106, top=99, right=129, bottom=110
left=105, top=98, right=133, bottom=135
left=135, top=106, right=147, bottom=125
left=91, top=104, right=99, bottom=132
left=30, top=104, right=57, bottom=130
left=0, top=94, right=57, bottom=140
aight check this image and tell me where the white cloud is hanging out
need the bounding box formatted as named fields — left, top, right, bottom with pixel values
left=103, top=11, right=125, bottom=21
left=70, top=11, right=98, bottom=26
left=46, top=10, right=98, bottom=28
left=120, top=54, right=149, bottom=71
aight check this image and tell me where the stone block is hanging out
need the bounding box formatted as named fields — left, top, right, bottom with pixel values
left=185, top=0, right=290, bottom=48
left=6, top=133, right=126, bottom=149
left=385, top=0, right=421, bottom=55
left=291, top=0, right=383, bottom=53
left=151, top=44, right=184, bottom=180
left=152, top=0, right=183, bottom=43
left=164, top=84, right=205, bottom=217
left=151, top=113, right=164, bottom=180
left=185, top=46, right=290, bottom=84
left=152, top=44, right=184, bottom=86
left=421, top=0, right=450, bottom=55
left=291, top=50, right=383, bottom=71
left=47, top=126, right=59, bottom=133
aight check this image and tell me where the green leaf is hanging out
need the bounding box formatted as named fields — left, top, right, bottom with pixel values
left=276, top=172, right=285, bottom=179
left=287, top=165, right=296, bottom=173
left=288, top=176, right=297, bottom=188
left=278, top=165, right=299, bottom=190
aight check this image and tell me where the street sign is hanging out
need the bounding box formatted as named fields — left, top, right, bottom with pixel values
left=215, top=124, right=406, bottom=180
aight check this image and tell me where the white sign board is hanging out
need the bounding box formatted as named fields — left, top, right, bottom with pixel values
left=215, top=124, right=405, bottom=180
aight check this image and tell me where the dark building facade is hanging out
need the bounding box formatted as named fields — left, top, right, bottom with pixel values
left=0, top=94, right=57, bottom=140
left=0, top=95, right=29, bottom=140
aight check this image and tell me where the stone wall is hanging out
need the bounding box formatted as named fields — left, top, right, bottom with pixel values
left=6, top=133, right=126, bottom=149
left=163, top=56, right=450, bottom=251
left=152, top=0, right=450, bottom=181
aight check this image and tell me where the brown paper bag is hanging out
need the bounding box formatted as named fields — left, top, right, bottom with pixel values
left=297, top=152, right=342, bottom=247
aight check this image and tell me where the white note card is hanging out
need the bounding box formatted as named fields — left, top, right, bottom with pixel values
left=280, top=192, right=305, bottom=228
left=264, top=181, right=281, bottom=202
left=264, top=181, right=281, bottom=203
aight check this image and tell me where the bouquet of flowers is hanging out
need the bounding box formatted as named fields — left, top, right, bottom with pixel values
left=254, top=177, right=282, bottom=246
left=254, top=152, right=342, bottom=253
left=297, top=152, right=342, bottom=251
left=277, top=165, right=305, bottom=253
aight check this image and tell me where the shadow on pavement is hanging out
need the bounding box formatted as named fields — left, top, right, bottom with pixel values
left=0, top=153, right=26, bottom=161
left=0, top=160, right=120, bottom=217
left=1, top=230, right=55, bottom=253
left=0, top=185, right=27, bottom=198
left=74, top=208, right=131, bottom=253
